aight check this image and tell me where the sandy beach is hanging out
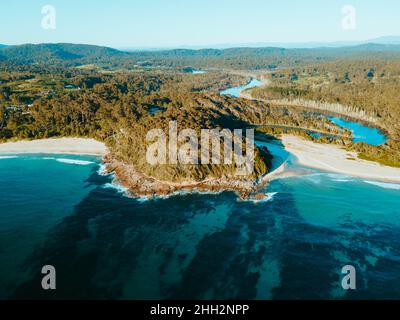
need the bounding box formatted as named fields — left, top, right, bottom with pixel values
left=282, top=135, right=400, bottom=183
left=0, top=138, right=109, bottom=156
left=2, top=135, right=400, bottom=186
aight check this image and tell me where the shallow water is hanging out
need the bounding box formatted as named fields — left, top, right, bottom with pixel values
left=328, top=116, right=387, bottom=146
left=1, top=153, right=400, bottom=299
left=219, top=80, right=387, bottom=147
left=0, top=154, right=100, bottom=298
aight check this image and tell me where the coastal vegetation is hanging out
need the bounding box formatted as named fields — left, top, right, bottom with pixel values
left=1, top=43, right=400, bottom=194
left=0, top=67, right=275, bottom=195
left=250, top=60, right=400, bottom=167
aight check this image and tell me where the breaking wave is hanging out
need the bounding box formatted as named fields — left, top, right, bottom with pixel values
left=364, top=181, right=400, bottom=190
left=56, top=158, right=95, bottom=166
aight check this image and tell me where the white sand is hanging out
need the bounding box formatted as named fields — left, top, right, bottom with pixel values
left=282, top=135, right=400, bottom=183
left=0, top=138, right=109, bottom=156
left=3, top=135, right=399, bottom=183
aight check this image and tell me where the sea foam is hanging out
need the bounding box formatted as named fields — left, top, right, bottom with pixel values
left=325, top=173, right=353, bottom=182
left=301, top=173, right=353, bottom=183
left=241, top=192, right=278, bottom=203
left=102, top=182, right=128, bottom=194
left=97, top=163, right=111, bottom=176
left=256, top=192, right=278, bottom=203
left=137, top=189, right=225, bottom=202
left=0, top=156, right=18, bottom=160
left=364, top=181, right=400, bottom=190
left=56, top=158, right=95, bottom=166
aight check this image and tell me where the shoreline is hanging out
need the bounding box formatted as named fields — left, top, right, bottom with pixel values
left=3, top=136, right=400, bottom=199
left=0, top=137, right=269, bottom=200
left=239, top=78, right=270, bottom=99
left=103, top=155, right=268, bottom=200
left=0, top=138, right=109, bottom=156
left=282, top=135, right=400, bottom=183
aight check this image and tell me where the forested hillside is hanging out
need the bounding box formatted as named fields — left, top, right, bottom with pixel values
left=2, top=43, right=400, bottom=70
left=2, top=42, right=400, bottom=193
left=250, top=59, right=400, bottom=167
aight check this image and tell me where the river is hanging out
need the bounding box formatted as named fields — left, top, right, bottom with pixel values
left=0, top=80, right=398, bottom=300
left=220, top=78, right=263, bottom=98
left=328, top=116, right=387, bottom=146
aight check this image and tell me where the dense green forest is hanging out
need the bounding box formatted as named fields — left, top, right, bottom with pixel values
left=1, top=42, right=400, bottom=191
left=2, top=43, right=400, bottom=70
left=250, top=60, right=400, bottom=167
left=0, top=68, right=276, bottom=185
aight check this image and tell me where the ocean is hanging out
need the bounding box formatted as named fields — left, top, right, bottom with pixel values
left=1, top=153, right=400, bottom=299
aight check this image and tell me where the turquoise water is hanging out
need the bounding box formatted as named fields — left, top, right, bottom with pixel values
left=219, top=79, right=387, bottom=146
left=0, top=80, right=395, bottom=299
left=308, top=131, right=322, bottom=139
left=1, top=152, right=400, bottom=299
left=0, top=154, right=100, bottom=298
left=221, top=78, right=262, bottom=98
left=328, top=116, right=387, bottom=146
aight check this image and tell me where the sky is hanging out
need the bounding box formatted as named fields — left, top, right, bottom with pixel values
left=0, top=0, right=399, bottom=48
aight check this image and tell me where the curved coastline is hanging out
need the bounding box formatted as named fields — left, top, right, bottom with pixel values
left=102, top=155, right=264, bottom=200
left=2, top=134, right=400, bottom=200
left=282, top=135, right=400, bottom=183
left=0, top=138, right=109, bottom=156
left=0, top=137, right=269, bottom=200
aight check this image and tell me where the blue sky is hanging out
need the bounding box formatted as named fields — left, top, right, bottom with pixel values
left=0, top=0, right=399, bottom=48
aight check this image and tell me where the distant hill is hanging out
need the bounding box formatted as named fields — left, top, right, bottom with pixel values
left=369, top=36, right=400, bottom=45
left=312, top=43, right=400, bottom=53
left=123, top=36, right=400, bottom=50
left=347, top=43, right=400, bottom=51
left=130, top=47, right=287, bottom=57
left=1, top=42, right=400, bottom=69
left=0, top=43, right=127, bottom=65
left=128, top=44, right=400, bottom=59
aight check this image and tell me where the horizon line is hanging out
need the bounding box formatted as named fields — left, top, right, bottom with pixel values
left=2, top=35, right=400, bottom=51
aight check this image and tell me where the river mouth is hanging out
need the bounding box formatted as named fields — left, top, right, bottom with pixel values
left=0, top=75, right=397, bottom=300
left=3, top=146, right=400, bottom=299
